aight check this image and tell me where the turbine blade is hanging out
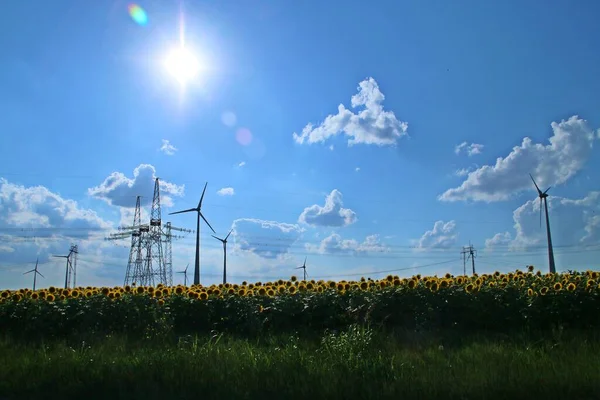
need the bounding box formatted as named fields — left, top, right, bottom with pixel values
left=169, top=208, right=197, bottom=215
left=529, top=174, right=542, bottom=194
left=304, top=256, right=307, bottom=267
left=37, top=271, right=45, bottom=278
left=211, top=235, right=223, bottom=242
left=543, top=186, right=551, bottom=195
left=200, top=212, right=216, bottom=233
left=198, top=182, right=208, bottom=209
left=23, top=269, right=35, bottom=275
left=225, top=229, right=233, bottom=241
left=185, top=263, right=189, bottom=272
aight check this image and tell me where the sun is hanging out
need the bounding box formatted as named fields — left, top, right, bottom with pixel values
left=164, top=47, right=200, bottom=84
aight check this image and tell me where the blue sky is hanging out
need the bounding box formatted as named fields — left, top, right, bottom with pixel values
left=1, top=0, right=599, bottom=289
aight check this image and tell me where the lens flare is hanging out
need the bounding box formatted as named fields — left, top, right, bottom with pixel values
left=236, top=128, right=253, bottom=146
left=128, top=4, right=148, bottom=26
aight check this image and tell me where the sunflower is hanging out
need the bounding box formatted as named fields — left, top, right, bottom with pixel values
left=258, top=287, right=267, bottom=296
left=430, top=282, right=439, bottom=292
left=360, top=281, right=368, bottom=291
left=199, top=292, right=209, bottom=300
left=290, top=275, right=297, bottom=282
left=227, top=288, right=235, bottom=295
left=567, top=282, right=576, bottom=292
left=527, top=288, right=534, bottom=297
left=46, top=294, right=55, bottom=302
left=101, top=287, right=110, bottom=296
left=48, top=286, right=56, bottom=294
left=71, top=290, right=80, bottom=298
left=408, top=279, right=417, bottom=289
left=554, top=282, right=562, bottom=291
left=31, top=292, right=39, bottom=300
left=539, top=286, right=549, bottom=295
left=465, top=283, right=475, bottom=293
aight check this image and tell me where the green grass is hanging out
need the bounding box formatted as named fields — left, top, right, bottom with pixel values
left=1, top=327, right=599, bottom=400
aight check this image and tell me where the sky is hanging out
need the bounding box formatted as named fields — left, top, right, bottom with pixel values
left=1, top=0, right=600, bottom=290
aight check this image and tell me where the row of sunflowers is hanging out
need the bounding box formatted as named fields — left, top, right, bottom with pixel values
left=2, top=266, right=599, bottom=303
left=1, top=267, right=599, bottom=341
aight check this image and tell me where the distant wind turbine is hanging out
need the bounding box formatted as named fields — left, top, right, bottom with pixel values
left=177, top=264, right=189, bottom=286
left=23, top=258, right=44, bottom=291
left=529, top=173, right=556, bottom=274
left=212, top=229, right=233, bottom=285
left=296, top=257, right=308, bottom=281
left=169, top=182, right=216, bottom=285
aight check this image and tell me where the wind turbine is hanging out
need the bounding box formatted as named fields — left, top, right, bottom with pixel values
left=296, top=257, right=308, bottom=281
left=169, top=182, right=216, bottom=285
left=212, top=229, right=233, bottom=285
left=177, top=264, right=189, bottom=286
left=53, top=254, right=70, bottom=289
left=23, top=258, right=44, bottom=291
left=530, top=174, right=556, bottom=274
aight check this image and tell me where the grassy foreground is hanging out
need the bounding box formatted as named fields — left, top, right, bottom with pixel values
left=1, top=328, right=599, bottom=400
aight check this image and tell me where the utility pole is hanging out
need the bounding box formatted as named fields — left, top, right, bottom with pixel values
left=461, top=243, right=477, bottom=275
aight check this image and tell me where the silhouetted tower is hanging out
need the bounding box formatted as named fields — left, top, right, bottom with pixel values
left=530, top=174, right=556, bottom=274
left=53, top=244, right=78, bottom=289
left=105, top=195, right=150, bottom=286
left=461, top=243, right=477, bottom=275
left=23, top=258, right=44, bottom=291
left=163, top=222, right=193, bottom=287
left=212, top=230, right=233, bottom=284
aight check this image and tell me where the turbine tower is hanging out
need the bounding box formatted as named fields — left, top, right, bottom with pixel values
left=169, top=182, right=216, bottom=286
left=296, top=257, right=308, bottom=281
left=23, top=258, right=44, bottom=291
left=177, top=264, right=189, bottom=286
left=530, top=174, right=556, bottom=274
left=212, top=229, right=233, bottom=284
left=53, top=244, right=78, bottom=289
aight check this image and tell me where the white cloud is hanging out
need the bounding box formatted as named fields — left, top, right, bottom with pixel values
left=413, top=220, right=458, bottom=250
left=292, top=77, right=408, bottom=147
left=298, top=189, right=357, bottom=227
left=88, top=164, right=185, bottom=208
left=217, top=187, right=235, bottom=196
left=485, top=232, right=512, bottom=249
left=159, top=139, right=177, bottom=156
left=355, top=167, right=361, bottom=172
left=329, top=145, right=334, bottom=151
left=0, top=178, right=112, bottom=238
left=306, top=233, right=388, bottom=254
left=238, top=161, right=246, bottom=168
left=0, top=178, right=132, bottom=289
left=500, top=191, right=600, bottom=251
left=455, top=142, right=484, bottom=156
left=440, top=116, right=596, bottom=202
left=454, top=168, right=471, bottom=177
left=231, top=218, right=304, bottom=259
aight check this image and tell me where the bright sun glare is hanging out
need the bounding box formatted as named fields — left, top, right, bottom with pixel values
left=165, top=47, right=200, bottom=84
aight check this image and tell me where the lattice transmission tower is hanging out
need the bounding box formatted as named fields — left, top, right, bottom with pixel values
left=104, top=179, right=192, bottom=287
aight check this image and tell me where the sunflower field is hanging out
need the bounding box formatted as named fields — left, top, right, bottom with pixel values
left=1, top=267, right=600, bottom=342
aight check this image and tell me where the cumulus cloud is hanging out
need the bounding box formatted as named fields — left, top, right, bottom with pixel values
left=298, top=190, right=357, bottom=227
left=497, top=191, right=600, bottom=251
left=306, top=233, right=388, bottom=254
left=217, top=187, right=235, bottom=196
left=440, top=116, right=596, bottom=202
left=238, top=161, right=246, bottom=168
left=485, top=232, right=512, bottom=249
left=159, top=139, right=177, bottom=156
left=413, top=220, right=458, bottom=250
left=231, top=218, right=304, bottom=259
left=0, top=178, right=112, bottom=239
left=355, top=167, right=361, bottom=172
left=0, top=178, right=132, bottom=288
left=88, top=164, right=184, bottom=208
left=292, top=77, right=408, bottom=147
left=455, top=142, right=484, bottom=156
